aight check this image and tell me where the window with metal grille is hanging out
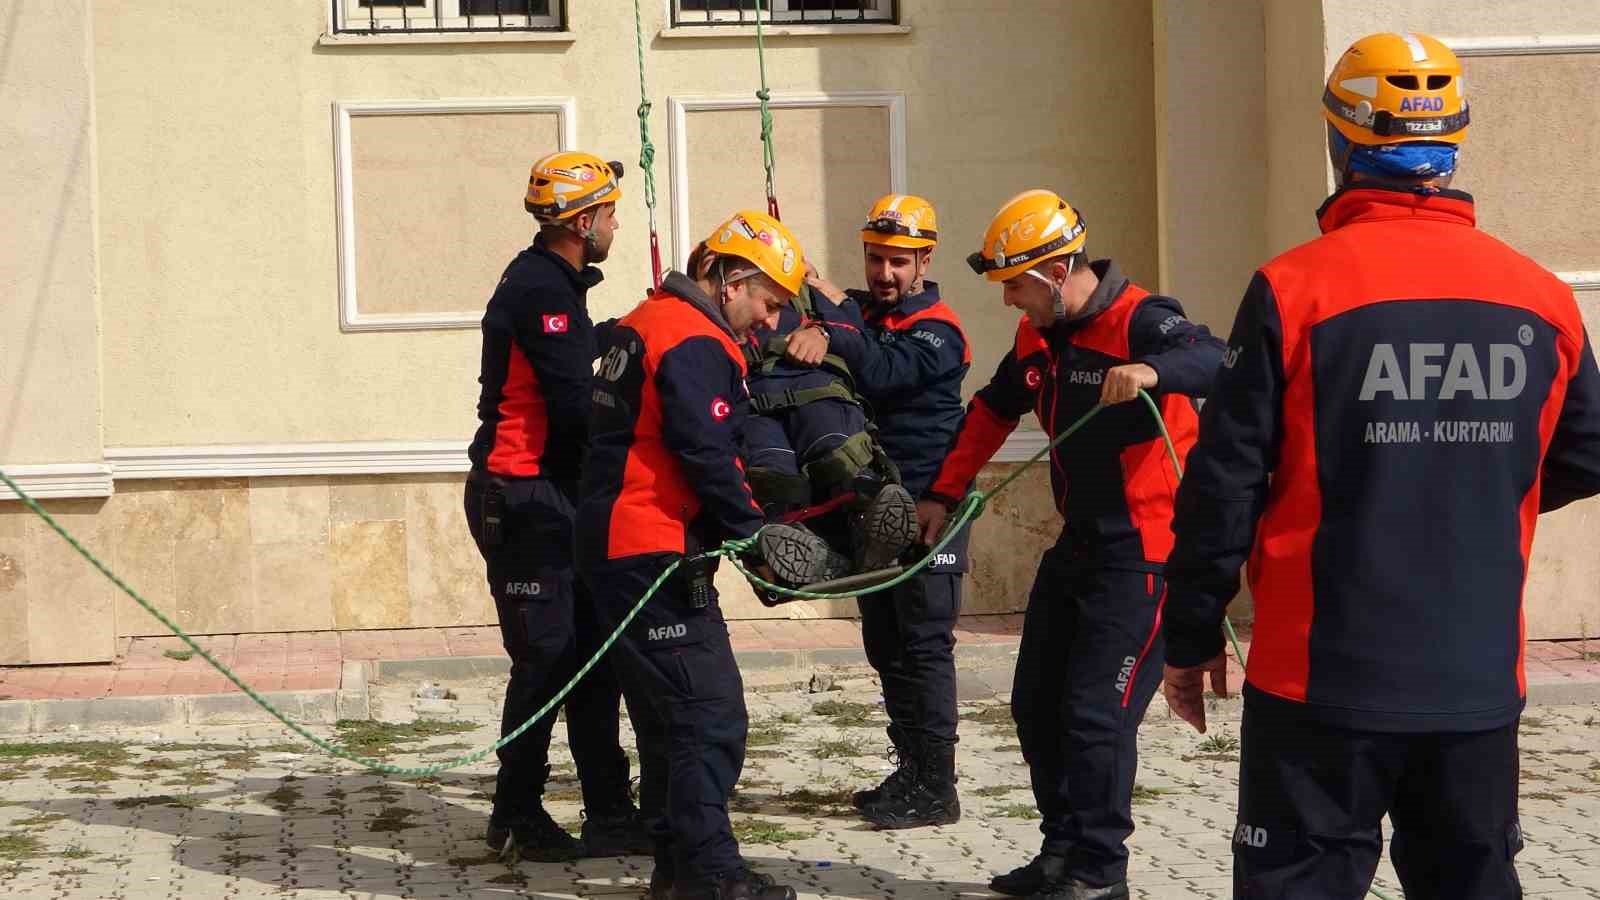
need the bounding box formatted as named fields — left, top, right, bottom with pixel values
left=672, top=0, right=896, bottom=26
left=334, top=0, right=564, bottom=34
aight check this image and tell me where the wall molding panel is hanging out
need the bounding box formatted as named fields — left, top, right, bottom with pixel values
left=331, top=97, right=577, bottom=332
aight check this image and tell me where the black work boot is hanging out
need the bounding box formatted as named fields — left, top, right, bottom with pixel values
left=853, top=483, right=917, bottom=570
left=862, top=739, right=960, bottom=829
left=670, top=867, right=797, bottom=900
left=485, top=804, right=586, bottom=862
left=647, top=865, right=672, bottom=900
left=580, top=802, right=653, bottom=857
left=988, top=853, right=1067, bottom=896
left=851, top=724, right=914, bottom=810
left=758, top=522, right=851, bottom=586
left=1034, top=878, right=1130, bottom=900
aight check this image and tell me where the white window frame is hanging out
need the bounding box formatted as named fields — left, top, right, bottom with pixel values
left=331, top=97, right=577, bottom=333
left=666, top=91, right=906, bottom=269
left=336, top=0, right=562, bottom=33
left=669, top=0, right=894, bottom=26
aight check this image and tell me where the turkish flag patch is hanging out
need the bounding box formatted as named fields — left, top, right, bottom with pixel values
left=542, top=314, right=569, bottom=334
left=1024, top=366, right=1043, bottom=390
left=709, top=397, right=732, bottom=422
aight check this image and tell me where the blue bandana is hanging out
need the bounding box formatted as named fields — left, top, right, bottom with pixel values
left=1330, top=128, right=1458, bottom=179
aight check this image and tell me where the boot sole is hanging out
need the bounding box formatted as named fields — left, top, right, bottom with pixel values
left=759, top=525, right=851, bottom=586
left=861, top=801, right=961, bottom=830
left=859, top=484, right=917, bottom=570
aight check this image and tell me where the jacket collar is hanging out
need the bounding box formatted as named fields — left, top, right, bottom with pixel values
left=1316, top=185, right=1477, bottom=234
left=1052, top=258, right=1127, bottom=336
left=532, top=233, right=605, bottom=291
left=660, top=271, right=739, bottom=341
left=847, top=280, right=943, bottom=322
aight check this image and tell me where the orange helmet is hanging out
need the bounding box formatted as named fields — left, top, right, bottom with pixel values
left=703, top=209, right=806, bottom=297
left=967, top=190, right=1087, bottom=283
left=1323, top=32, right=1469, bottom=146
left=524, top=151, right=623, bottom=222
left=860, top=193, right=938, bottom=249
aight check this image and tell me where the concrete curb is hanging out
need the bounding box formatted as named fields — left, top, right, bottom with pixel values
left=0, top=663, right=371, bottom=735
left=367, top=639, right=1022, bottom=687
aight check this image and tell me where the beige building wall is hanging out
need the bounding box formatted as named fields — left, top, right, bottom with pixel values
left=5, top=1, right=1597, bottom=663
left=0, top=0, right=104, bottom=465
left=92, top=0, right=1156, bottom=449
left=0, top=1, right=113, bottom=664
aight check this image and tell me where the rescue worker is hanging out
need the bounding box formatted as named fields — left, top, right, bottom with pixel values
left=918, top=190, right=1225, bottom=899
left=797, top=194, right=973, bottom=829
left=577, top=210, right=824, bottom=900
left=1161, top=32, right=1600, bottom=899
left=464, top=151, right=653, bottom=861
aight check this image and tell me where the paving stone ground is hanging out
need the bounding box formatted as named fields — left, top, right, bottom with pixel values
left=2, top=665, right=1597, bottom=899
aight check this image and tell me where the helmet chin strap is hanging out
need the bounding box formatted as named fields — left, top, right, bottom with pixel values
left=1024, top=255, right=1074, bottom=320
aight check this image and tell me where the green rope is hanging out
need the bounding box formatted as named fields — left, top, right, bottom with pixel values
left=632, top=0, right=658, bottom=215
left=632, top=0, right=663, bottom=286
left=752, top=0, right=779, bottom=217
left=0, top=389, right=1253, bottom=775
left=0, top=463, right=675, bottom=779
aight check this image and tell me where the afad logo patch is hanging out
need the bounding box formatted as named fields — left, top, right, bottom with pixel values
left=1023, top=366, right=1043, bottom=390
left=542, top=314, right=569, bottom=334
left=710, top=397, right=732, bottom=422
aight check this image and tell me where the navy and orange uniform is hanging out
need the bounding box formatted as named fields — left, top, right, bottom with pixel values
left=929, top=259, right=1225, bottom=887
left=807, top=281, right=973, bottom=767
left=461, top=233, right=634, bottom=835
left=815, top=281, right=970, bottom=497
left=577, top=272, right=764, bottom=564
left=1165, top=186, right=1600, bottom=730
left=927, top=260, right=1224, bottom=567
left=468, top=234, right=608, bottom=485
left=575, top=271, right=764, bottom=887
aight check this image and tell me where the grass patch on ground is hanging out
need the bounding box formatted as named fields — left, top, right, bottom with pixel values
left=332, top=719, right=478, bottom=758
left=1131, top=785, right=1173, bottom=804
left=111, top=795, right=201, bottom=811
left=368, top=806, right=418, bottom=833
left=44, top=764, right=122, bottom=784
left=216, top=751, right=259, bottom=770
left=145, top=742, right=242, bottom=753
left=994, top=803, right=1037, bottom=819
left=973, top=784, right=1025, bottom=798
left=994, top=743, right=1022, bottom=754
left=781, top=786, right=855, bottom=816
left=263, top=783, right=304, bottom=811
left=959, top=706, right=1012, bottom=726
left=218, top=852, right=265, bottom=867
left=10, top=815, right=64, bottom=829
left=446, top=852, right=505, bottom=867
left=0, top=765, right=37, bottom=783
left=59, top=846, right=91, bottom=860
left=731, top=819, right=810, bottom=845
left=745, top=723, right=787, bottom=747
left=136, top=759, right=182, bottom=772
left=744, top=748, right=785, bottom=759
left=1523, top=791, right=1564, bottom=802
left=1197, top=734, right=1240, bottom=755
left=0, top=742, right=129, bottom=765
left=0, top=833, right=44, bottom=861
left=811, top=700, right=876, bottom=728
left=162, top=649, right=195, bottom=662
left=813, top=739, right=864, bottom=760
left=162, top=771, right=216, bottom=788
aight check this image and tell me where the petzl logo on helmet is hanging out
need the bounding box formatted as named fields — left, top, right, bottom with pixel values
left=710, top=397, right=732, bottom=422
left=756, top=230, right=773, bottom=245
left=542, top=314, right=569, bottom=334
left=578, top=168, right=596, bottom=182
left=1024, top=367, right=1043, bottom=390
